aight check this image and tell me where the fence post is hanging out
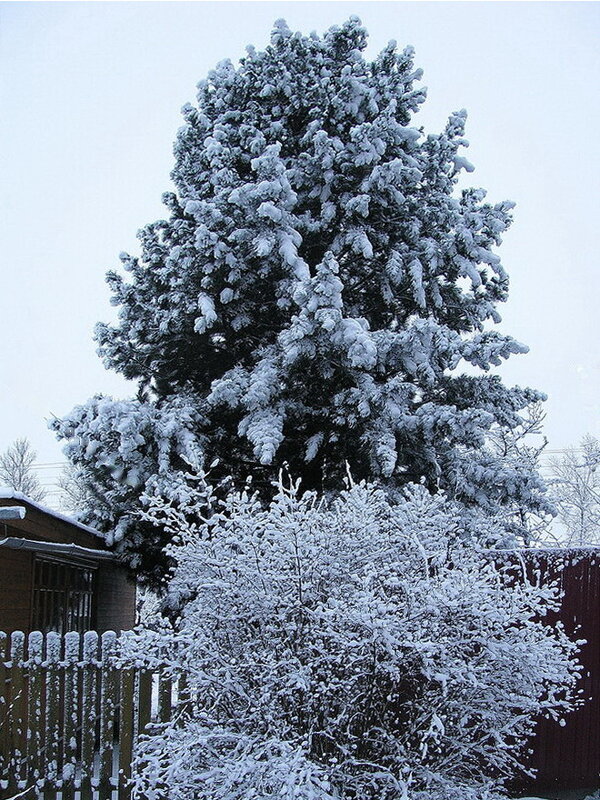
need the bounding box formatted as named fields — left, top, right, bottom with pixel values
left=98, top=631, right=118, bottom=798
left=118, top=667, right=135, bottom=800
left=80, top=630, right=99, bottom=798
left=9, top=631, right=26, bottom=794
left=137, top=670, right=153, bottom=739
left=61, top=631, right=80, bottom=800
left=26, top=631, right=44, bottom=789
left=44, top=631, right=62, bottom=800
left=0, top=630, right=8, bottom=782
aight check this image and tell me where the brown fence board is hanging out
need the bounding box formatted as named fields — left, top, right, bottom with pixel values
left=98, top=631, right=118, bottom=797
left=44, top=631, right=62, bottom=792
left=118, top=667, right=135, bottom=800
left=0, top=631, right=9, bottom=781
left=9, top=631, right=26, bottom=793
left=61, top=631, right=80, bottom=800
left=80, top=630, right=99, bottom=796
left=138, top=670, right=153, bottom=739
left=26, top=631, right=44, bottom=783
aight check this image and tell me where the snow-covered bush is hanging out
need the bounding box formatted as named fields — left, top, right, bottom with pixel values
left=120, top=478, right=581, bottom=800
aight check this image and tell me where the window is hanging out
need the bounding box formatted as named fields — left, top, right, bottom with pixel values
left=31, top=557, right=96, bottom=634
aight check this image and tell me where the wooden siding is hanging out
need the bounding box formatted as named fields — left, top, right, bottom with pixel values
left=95, top=564, right=136, bottom=633
left=0, top=548, right=33, bottom=633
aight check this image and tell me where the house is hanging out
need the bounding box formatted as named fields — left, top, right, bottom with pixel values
left=0, top=489, right=136, bottom=635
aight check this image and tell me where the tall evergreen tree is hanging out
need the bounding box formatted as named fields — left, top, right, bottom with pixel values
left=53, top=18, right=551, bottom=583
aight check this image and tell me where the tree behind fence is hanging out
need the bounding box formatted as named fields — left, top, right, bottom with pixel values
left=0, top=630, right=178, bottom=800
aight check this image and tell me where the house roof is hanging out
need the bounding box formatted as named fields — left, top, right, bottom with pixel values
left=0, top=487, right=105, bottom=541
left=0, top=535, right=116, bottom=561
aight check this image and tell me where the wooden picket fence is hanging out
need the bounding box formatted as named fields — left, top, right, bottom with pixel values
left=0, top=630, right=181, bottom=800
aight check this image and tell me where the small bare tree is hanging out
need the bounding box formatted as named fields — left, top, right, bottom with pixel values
left=0, top=438, right=46, bottom=502
left=57, top=462, right=97, bottom=515
left=487, top=400, right=553, bottom=545
left=549, top=435, right=600, bottom=546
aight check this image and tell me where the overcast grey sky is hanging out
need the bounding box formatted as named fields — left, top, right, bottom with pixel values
left=1, top=1, right=599, bottom=499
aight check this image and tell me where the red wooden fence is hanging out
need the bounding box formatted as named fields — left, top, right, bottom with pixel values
left=515, top=547, right=600, bottom=794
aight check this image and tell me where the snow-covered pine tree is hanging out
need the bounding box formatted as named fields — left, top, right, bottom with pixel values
left=52, top=18, right=551, bottom=581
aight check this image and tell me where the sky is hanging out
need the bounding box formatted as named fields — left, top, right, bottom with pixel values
left=1, top=1, right=599, bottom=503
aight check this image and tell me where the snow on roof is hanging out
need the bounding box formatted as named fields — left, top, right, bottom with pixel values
left=0, top=487, right=105, bottom=541
left=0, top=536, right=116, bottom=561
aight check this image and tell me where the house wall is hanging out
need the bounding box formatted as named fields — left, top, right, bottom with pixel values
left=0, top=548, right=32, bottom=633
left=0, top=551, right=136, bottom=635
left=95, top=564, right=136, bottom=633
left=0, top=498, right=136, bottom=635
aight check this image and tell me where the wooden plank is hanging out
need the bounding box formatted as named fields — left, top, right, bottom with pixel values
left=80, top=630, right=99, bottom=797
left=26, top=631, right=44, bottom=786
left=98, top=631, right=118, bottom=798
left=61, top=631, right=80, bottom=800
left=9, top=631, right=26, bottom=794
left=95, top=567, right=137, bottom=633
left=118, top=667, right=135, bottom=800
left=138, top=670, right=153, bottom=737
left=43, top=632, right=62, bottom=799
left=0, top=630, right=8, bottom=783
